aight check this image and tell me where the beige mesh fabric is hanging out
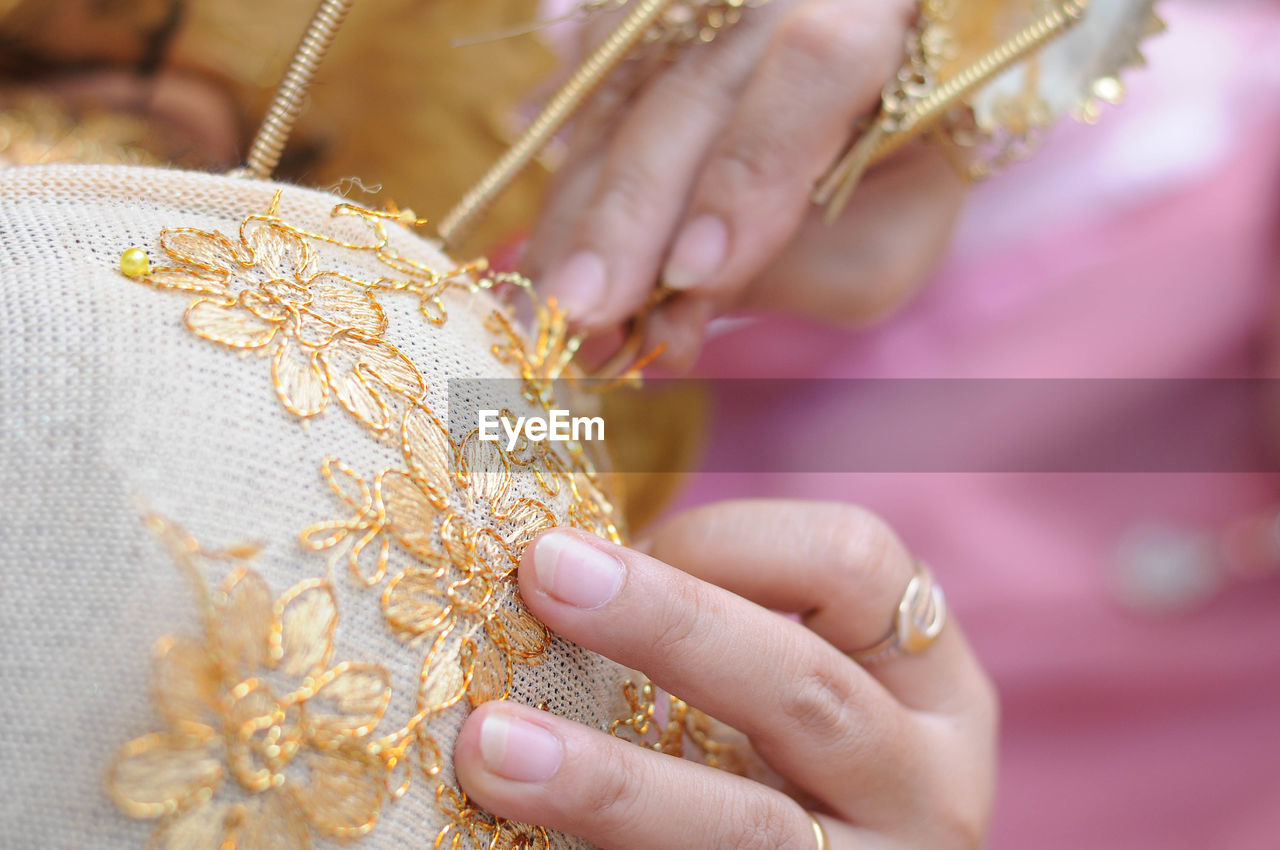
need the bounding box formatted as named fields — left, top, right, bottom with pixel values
left=0, top=164, right=631, bottom=849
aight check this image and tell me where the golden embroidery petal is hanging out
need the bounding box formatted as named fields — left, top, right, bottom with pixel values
left=382, top=568, right=451, bottom=636
left=305, top=662, right=391, bottom=740
left=469, top=526, right=518, bottom=578
left=345, top=336, right=426, bottom=398
left=152, top=798, right=232, bottom=850
left=379, top=471, right=445, bottom=560
left=490, top=603, right=551, bottom=660
left=320, top=456, right=372, bottom=508
left=347, top=527, right=391, bottom=587
left=298, top=518, right=349, bottom=552
left=459, top=435, right=511, bottom=508
left=291, top=748, right=385, bottom=838
left=273, top=339, right=329, bottom=418
left=417, top=292, right=448, bottom=326
left=160, top=228, right=243, bottom=272
left=402, top=406, right=455, bottom=505
left=417, top=726, right=445, bottom=779
left=185, top=298, right=278, bottom=349
left=328, top=360, right=392, bottom=432
left=217, top=568, right=273, bottom=679
left=462, top=637, right=511, bottom=707
left=106, top=732, right=223, bottom=819
left=420, top=646, right=468, bottom=715
left=246, top=224, right=313, bottom=283
left=274, top=579, right=338, bottom=677
left=235, top=792, right=311, bottom=850
left=144, top=267, right=227, bottom=295
left=380, top=734, right=414, bottom=801
left=306, top=274, right=386, bottom=338
left=241, top=288, right=291, bottom=324
left=152, top=634, right=220, bottom=730
left=446, top=570, right=497, bottom=613
left=498, top=498, right=557, bottom=553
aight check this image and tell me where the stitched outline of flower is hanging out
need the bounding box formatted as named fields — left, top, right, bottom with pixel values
left=137, top=221, right=425, bottom=431
left=376, top=406, right=555, bottom=705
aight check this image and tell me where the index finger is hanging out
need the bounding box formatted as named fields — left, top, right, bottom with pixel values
left=517, top=527, right=919, bottom=824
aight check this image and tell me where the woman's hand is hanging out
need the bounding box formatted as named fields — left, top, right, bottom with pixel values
left=524, top=0, right=967, bottom=368
left=454, top=500, right=998, bottom=849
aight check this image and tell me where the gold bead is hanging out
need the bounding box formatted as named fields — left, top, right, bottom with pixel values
left=119, top=248, right=151, bottom=279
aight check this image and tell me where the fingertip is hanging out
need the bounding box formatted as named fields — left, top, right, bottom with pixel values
left=540, top=250, right=609, bottom=323
left=647, top=296, right=713, bottom=372
left=662, top=213, right=729, bottom=292
left=522, top=529, right=626, bottom=612
left=455, top=701, right=565, bottom=786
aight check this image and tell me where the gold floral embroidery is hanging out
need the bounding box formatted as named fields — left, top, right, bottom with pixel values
left=307, top=405, right=556, bottom=705
left=434, top=784, right=549, bottom=850
left=120, top=196, right=627, bottom=846
left=483, top=278, right=579, bottom=410
left=389, top=406, right=558, bottom=578
left=139, top=219, right=426, bottom=431
left=107, top=518, right=392, bottom=848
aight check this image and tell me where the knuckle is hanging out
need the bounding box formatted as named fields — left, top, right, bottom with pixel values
left=776, top=0, right=878, bottom=72
left=578, top=744, right=645, bottom=829
left=825, top=503, right=905, bottom=593
left=661, top=66, right=733, bottom=116
left=778, top=656, right=863, bottom=742
left=648, top=577, right=715, bottom=661
left=594, top=164, right=662, bottom=228
left=713, top=134, right=794, bottom=190
left=832, top=254, right=930, bottom=325
left=721, top=798, right=808, bottom=850
left=934, top=798, right=989, bottom=850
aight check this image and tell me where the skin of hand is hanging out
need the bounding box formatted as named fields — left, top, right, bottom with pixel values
left=523, top=0, right=968, bottom=370
left=453, top=499, right=998, bottom=849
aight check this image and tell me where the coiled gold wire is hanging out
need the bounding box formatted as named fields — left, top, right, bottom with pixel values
left=243, top=0, right=355, bottom=180
left=437, top=0, right=679, bottom=246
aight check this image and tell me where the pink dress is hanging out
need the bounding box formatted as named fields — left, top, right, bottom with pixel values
left=678, top=3, right=1280, bottom=847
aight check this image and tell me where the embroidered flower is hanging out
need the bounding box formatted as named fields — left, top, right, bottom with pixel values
left=381, top=406, right=557, bottom=578
left=107, top=556, right=392, bottom=849
left=137, top=222, right=424, bottom=430
left=373, top=407, right=554, bottom=704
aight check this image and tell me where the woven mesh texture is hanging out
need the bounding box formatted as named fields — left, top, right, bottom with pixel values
left=0, top=164, right=630, bottom=850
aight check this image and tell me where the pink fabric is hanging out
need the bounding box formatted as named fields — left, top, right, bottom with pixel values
left=678, top=3, right=1280, bottom=847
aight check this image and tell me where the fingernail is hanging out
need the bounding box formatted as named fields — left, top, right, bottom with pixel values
left=543, top=250, right=607, bottom=318
left=480, top=712, right=562, bottom=782
left=663, top=214, right=727, bottom=290
left=533, top=532, right=623, bottom=609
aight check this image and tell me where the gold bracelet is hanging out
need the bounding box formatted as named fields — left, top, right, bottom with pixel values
left=815, top=0, right=1166, bottom=220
